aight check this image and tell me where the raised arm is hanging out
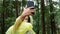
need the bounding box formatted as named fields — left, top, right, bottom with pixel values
left=13, top=7, right=32, bottom=30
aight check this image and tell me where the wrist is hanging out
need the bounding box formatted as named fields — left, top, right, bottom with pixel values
left=20, top=14, right=26, bottom=20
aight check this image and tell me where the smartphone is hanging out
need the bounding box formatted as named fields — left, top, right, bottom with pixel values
left=27, top=1, right=34, bottom=9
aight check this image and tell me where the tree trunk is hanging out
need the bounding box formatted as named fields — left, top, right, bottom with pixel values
left=36, top=0, right=39, bottom=34
left=41, top=0, right=46, bottom=34
left=49, top=0, right=57, bottom=34
left=1, top=12, right=5, bottom=34
left=58, top=0, right=60, bottom=34
left=15, top=0, right=18, bottom=17
left=1, top=0, right=5, bottom=34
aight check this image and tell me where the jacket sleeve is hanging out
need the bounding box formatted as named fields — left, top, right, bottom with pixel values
left=6, top=16, right=23, bottom=34
left=26, top=29, right=36, bottom=34
left=13, top=16, right=23, bottom=30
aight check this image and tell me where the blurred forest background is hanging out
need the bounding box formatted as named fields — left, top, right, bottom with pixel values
left=0, top=0, right=60, bottom=34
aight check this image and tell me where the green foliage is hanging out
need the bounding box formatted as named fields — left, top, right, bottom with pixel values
left=0, top=0, right=60, bottom=34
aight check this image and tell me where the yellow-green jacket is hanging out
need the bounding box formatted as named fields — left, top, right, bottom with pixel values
left=6, top=16, right=36, bottom=34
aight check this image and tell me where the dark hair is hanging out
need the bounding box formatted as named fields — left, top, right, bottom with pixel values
left=28, top=16, right=30, bottom=23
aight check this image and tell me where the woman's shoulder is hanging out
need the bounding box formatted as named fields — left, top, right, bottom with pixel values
left=6, top=25, right=14, bottom=34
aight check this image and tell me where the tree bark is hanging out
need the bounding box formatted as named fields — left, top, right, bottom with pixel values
left=41, top=0, right=46, bottom=34
left=1, top=0, right=5, bottom=34
left=1, top=12, right=5, bottom=34
left=36, top=0, right=39, bottom=34
left=15, top=0, right=18, bottom=17
left=49, top=0, right=57, bottom=34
